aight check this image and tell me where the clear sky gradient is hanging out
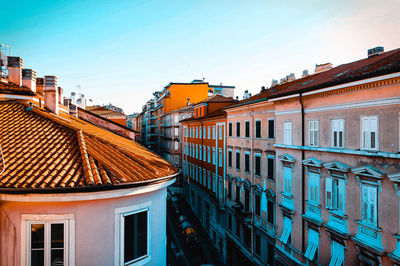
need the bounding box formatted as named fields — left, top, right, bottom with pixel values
left=2, top=0, right=400, bottom=113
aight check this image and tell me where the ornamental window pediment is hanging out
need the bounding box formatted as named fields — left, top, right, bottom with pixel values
left=352, top=166, right=385, bottom=180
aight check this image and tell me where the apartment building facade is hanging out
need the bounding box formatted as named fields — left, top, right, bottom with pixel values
left=160, top=105, right=194, bottom=168
left=181, top=95, right=237, bottom=263
left=224, top=98, right=276, bottom=265
left=270, top=47, right=400, bottom=265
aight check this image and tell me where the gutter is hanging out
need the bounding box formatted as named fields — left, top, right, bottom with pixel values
left=300, top=93, right=305, bottom=253
left=0, top=170, right=180, bottom=194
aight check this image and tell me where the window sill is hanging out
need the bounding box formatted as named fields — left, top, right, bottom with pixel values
left=255, top=174, right=261, bottom=178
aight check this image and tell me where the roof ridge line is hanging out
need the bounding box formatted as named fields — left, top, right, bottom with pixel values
left=77, top=129, right=95, bottom=185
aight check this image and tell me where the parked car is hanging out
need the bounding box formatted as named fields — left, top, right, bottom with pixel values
left=183, top=226, right=199, bottom=248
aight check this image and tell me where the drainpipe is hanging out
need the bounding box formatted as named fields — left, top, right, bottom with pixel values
left=300, top=93, right=306, bottom=253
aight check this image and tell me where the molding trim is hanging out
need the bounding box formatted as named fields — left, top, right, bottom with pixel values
left=274, top=144, right=400, bottom=159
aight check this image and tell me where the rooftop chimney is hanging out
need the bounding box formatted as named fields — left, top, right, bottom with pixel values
left=315, top=63, right=332, bottom=74
left=271, top=79, right=278, bottom=87
left=22, top=69, right=37, bottom=92
left=36, top=78, right=44, bottom=95
left=261, top=86, right=266, bottom=92
left=288, top=73, right=295, bottom=82
left=71, top=92, right=76, bottom=105
left=58, top=87, right=63, bottom=104
left=302, top=70, right=309, bottom=78
left=7, top=56, right=23, bottom=86
left=368, top=46, right=384, bottom=58
left=44, top=75, right=59, bottom=114
left=243, top=90, right=249, bottom=99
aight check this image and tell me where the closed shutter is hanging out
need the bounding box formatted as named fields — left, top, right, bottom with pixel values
left=326, top=177, right=333, bottom=209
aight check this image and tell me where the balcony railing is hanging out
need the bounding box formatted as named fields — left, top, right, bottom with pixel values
left=304, top=201, right=322, bottom=223
left=280, top=192, right=294, bottom=211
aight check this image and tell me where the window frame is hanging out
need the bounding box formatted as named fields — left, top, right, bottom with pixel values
left=360, top=115, right=379, bottom=151
left=245, top=120, right=250, bottom=138
left=283, top=121, right=292, bottom=145
left=235, top=150, right=241, bottom=170
left=255, top=119, right=262, bottom=138
left=254, top=153, right=262, bottom=177
left=268, top=119, right=275, bottom=139
left=228, top=122, right=233, bottom=137
left=228, top=149, right=233, bottom=168
left=308, top=120, right=319, bottom=147
left=115, top=201, right=152, bottom=266
left=267, top=155, right=275, bottom=181
left=331, top=118, right=345, bottom=148
left=236, top=121, right=241, bottom=137
left=21, top=213, right=75, bottom=266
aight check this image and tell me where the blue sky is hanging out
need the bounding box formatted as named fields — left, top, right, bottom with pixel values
left=2, top=0, right=400, bottom=113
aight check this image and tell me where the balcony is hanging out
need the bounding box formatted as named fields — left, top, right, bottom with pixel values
left=325, top=211, right=349, bottom=237
left=253, top=215, right=276, bottom=237
left=353, top=221, right=384, bottom=253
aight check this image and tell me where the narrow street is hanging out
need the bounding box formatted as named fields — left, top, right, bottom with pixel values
left=166, top=191, right=223, bottom=266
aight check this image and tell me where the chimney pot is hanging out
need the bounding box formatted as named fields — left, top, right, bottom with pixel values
left=36, top=77, right=44, bottom=95
left=44, top=75, right=59, bottom=114
left=7, top=56, right=23, bottom=86
left=22, top=69, right=37, bottom=92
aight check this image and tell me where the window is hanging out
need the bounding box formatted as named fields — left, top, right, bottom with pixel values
left=245, top=152, right=250, bottom=173
left=174, top=141, right=179, bottom=151
left=283, top=121, right=292, bottom=145
left=203, top=145, right=206, bottom=161
left=244, top=187, right=250, bottom=212
left=207, top=171, right=211, bottom=190
left=304, top=229, right=319, bottom=261
left=283, top=167, right=292, bottom=195
left=236, top=151, right=240, bottom=170
left=235, top=184, right=241, bottom=202
left=212, top=148, right=216, bottom=165
left=267, top=199, right=274, bottom=224
left=212, top=126, right=216, bottom=139
left=245, top=121, right=250, bottom=138
left=268, top=119, right=275, bottom=138
left=361, top=184, right=378, bottom=226
left=280, top=216, right=292, bottom=244
left=199, top=126, right=202, bottom=138
left=255, top=194, right=261, bottom=216
left=308, top=172, right=320, bottom=204
left=228, top=123, right=233, bottom=136
left=203, top=126, right=206, bottom=138
left=212, top=174, right=217, bottom=194
left=208, top=126, right=211, bottom=139
left=218, top=125, right=222, bottom=140
left=199, top=145, right=202, bottom=159
left=196, top=127, right=198, bottom=138
left=228, top=149, right=232, bottom=167
left=325, top=176, right=345, bottom=213
left=329, top=241, right=345, bottom=266
left=115, top=203, right=151, bottom=266
left=309, top=120, right=319, bottom=147
left=255, top=154, right=261, bottom=176
left=228, top=181, right=232, bottom=200
left=267, top=155, right=274, bottom=181
left=236, top=122, right=241, bottom=137
left=255, top=120, right=261, bottom=138
left=195, top=144, right=198, bottom=159
left=174, top=115, right=179, bottom=123
left=22, top=214, right=74, bottom=266
left=174, top=128, right=179, bottom=136
left=208, top=147, right=211, bottom=163
left=361, top=116, right=378, bottom=150
left=218, top=149, right=222, bottom=167
left=332, top=119, right=345, bottom=148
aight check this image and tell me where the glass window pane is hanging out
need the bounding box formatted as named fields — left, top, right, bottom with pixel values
left=31, top=224, right=45, bottom=249
left=31, top=250, right=44, bottom=266
left=51, top=224, right=64, bottom=249
left=124, top=211, right=148, bottom=263
left=51, top=250, right=64, bottom=266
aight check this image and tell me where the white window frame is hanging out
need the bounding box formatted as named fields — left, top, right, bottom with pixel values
left=212, top=126, right=216, bottom=139
left=174, top=141, right=179, bottom=151
left=361, top=183, right=378, bottom=226
left=219, top=125, right=222, bottom=140
left=325, top=176, right=345, bottom=214
left=361, top=116, right=379, bottom=150
left=21, top=214, right=75, bottom=266
left=212, top=148, right=216, bottom=165
left=208, top=126, right=211, bottom=139
left=203, top=145, right=206, bottom=161
left=283, top=121, right=292, bottom=145
left=331, top=118, right=345, bottom=148
left=203, top=126, right=206, bottom=138
left=308, top=120, right=319, bottom=147
left=199, top=126, right=202, bottom=138
left=114, top=201, right=152, bottom=266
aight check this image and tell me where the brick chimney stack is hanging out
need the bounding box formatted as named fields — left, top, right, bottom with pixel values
left=58, top=87, right=63, bottom=104
left=7, top=56, right=23, bottom=86
left=36, top=78, right=44, bottom=95
left=22, top=69, right=37, bottom=92
left=44, top=75, right=59, bottom=114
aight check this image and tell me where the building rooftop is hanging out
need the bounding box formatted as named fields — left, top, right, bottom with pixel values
left=86, top=106, right=126, bottom=117
left=226, top=47, right=400, bottom=108
left=0, top=101, right=177, bottom=193
left=0, top=81, right=34, bottom=96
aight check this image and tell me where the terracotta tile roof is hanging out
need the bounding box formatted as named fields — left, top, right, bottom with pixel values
left=0, top=101, right=177, bottom=192
left=180, top=109, right=226, bottom=122
left=0, top=81, right=35, bottom=96
left=86, top=106, right=126, bottom=117
left=196, top=95, right=234, bottom=104
left=226, top=48, right=400, bottom=108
